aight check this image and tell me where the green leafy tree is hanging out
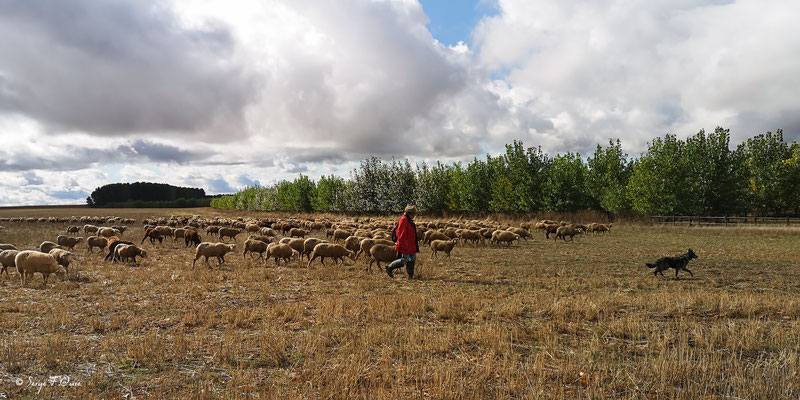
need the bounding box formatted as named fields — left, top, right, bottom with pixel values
left=627, top=134, right=685, bottom=215
left=587, top=139, right=631, bottom=213
left=738, top=130, right=790, bottom=215
left=545, top=152, right=589, bottom=211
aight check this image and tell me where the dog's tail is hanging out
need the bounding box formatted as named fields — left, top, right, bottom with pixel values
left=645, top=263, right=655, bottom=269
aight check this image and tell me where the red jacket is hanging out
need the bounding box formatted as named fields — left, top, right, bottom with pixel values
left=394, top=213, right=418, bottom=255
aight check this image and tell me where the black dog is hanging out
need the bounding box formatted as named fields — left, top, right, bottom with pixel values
left=646, top=249, right=697, bottom=279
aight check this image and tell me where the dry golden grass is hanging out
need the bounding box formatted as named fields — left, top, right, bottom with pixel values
left=0, top=208, right=799, bottom=399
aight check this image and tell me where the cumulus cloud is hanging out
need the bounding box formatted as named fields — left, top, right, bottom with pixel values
left=0, top=0, right=256, bottom=139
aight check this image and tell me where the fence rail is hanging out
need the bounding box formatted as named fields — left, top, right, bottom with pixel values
left=650, top=215, right=800, bottom=227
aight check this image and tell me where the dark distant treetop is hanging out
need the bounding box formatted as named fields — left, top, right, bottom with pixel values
left=88, top=182, right=206, bottom=207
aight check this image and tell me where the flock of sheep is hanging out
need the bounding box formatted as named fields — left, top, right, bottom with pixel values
left=0, top=214, right=612, bottom=287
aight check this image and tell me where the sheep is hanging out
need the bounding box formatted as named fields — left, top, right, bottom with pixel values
left=0, top=244, right=18, bottom=251
left=114, top=244, right=148, bottom=264
left=544, top=224, right=560, bottom=240
left=218, top=227, right=242, bottom=243
left=260, top=227, right=277, bottom=237
left=332, top=229, right=352, bottom=243
left=278, top=237, right=306, bottom=254
left=57, top=235, right=83, bottom=251
left=206, top=225, right=220, bottom=236
left=508, top=227, right=531, bottom=242
left=48, top=248, right=74, bottom=271
left=112, top=225, right=128, bottom=235
left=288, top=228, right=309, bottom=238
left=423, top=230, right=450, bottom=245
left=83, top=224, right=99, bottom=235
left=184, top=229, right=202, bottom=248
left=173, top=228, right=187, bottom=243
left=15, top=250, right=67, bottom=287
left=458, top=230, right=485, bottom=246
left=66, top=225, right=80, bottom=235
left=591, top=223, right=612, bottom=234
left=245, top=223, right=260, bottom=233
left=243, top=239, right=269, bottom=261
left=368, top=244, right=398, bottom=273
left=141, top=228, right=164, bottom=245
left=97, top=227, right=119, bottom=238
left=0, top=249, right=19, bottom=279
left=192, top=242, right=237, bottom=268
left=357, top=238, right=393, bottom=259
left=555, top=226, right=581, bottom=242
left=105, top=237, right=135, bottom=261
left=344, top=235, right=362, bottom=254
left=302, top=237, right=327, bottom=260
left=39, top=241, right=63, bottom=253
left=265, top=243, right=299, bottom=266
left=86, top=236, right=108, bottom=254
left=430, top=239, right=457, bottom=259
left=307, top=243, right=355, bottom=268
left=491, top=231, right=519, bottom=247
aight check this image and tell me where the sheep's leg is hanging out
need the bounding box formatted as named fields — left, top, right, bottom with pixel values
left=42, top=273, right=49, bottom=288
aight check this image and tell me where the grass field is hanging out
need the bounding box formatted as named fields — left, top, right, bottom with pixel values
left=1, top=208, right=799, bottom=399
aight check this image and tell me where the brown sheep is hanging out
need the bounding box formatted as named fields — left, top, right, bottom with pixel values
left=288, top=228, right=309, bottom=238
left=358, top=238, right=394, bottom=259
left=106, top=237, right=135, bottom=261
left=48, top=249, right=74, bottom=271
left=265, top=243, right=299, bottom=266
left=302, top=238, right=327, bottom=261
left=458, top=230, right=484, bottom=246
left=114, top=244, right=148, bottom=264
left=86, top=236, right=108, bottom=253
left=141, top=228, right=164, bottom=245
left=430, top=239, right=457, bottom=259
left=423, top=230, right=450, bottom=244
left=368, top=244, right=398, bottom=273
left=278, top=237, right=306, bottom=254
left=0, top=244, right=18, bottom=251
left=544, top=224, right=560, bottom=240
left=66, top=225, right=80, bottom=235
left=39, top=241, right=62, bottom=253
left=344, top=235, right=362, bottom=254
left=184, top=229, right=202, bottom=247
left=57, top=235, right=84, bottom=250
left=243, top=239, right=269, bottom=260
left=491, top=231, right=519, bottom=247
left=218, top=227, right=242, bottom=242
left=15, top=250, right=67, bottom=287
left=98, top=227, right=121, bottom=238
left=556, top=226, right=581, bottom=242
left=307, top=243, right=355, bottom=268
left=248, top=235, right=274, bottom=245
left=0, top=249, right=19, bottom=279
left=192, top=242, right=237, bottom=268
left=206, top=226, right=220, bottom=236
left=332, top=229, right=352, bottom=243
left=591, top=223, right=612, bottom=234
left=508, top=227, right=531, bottom=242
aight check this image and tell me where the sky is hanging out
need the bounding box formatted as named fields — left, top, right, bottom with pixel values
left=1, top=0, right=799, bottom=206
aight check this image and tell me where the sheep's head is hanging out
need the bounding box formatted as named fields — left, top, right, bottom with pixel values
left=55, top=267, right=67, bottom=282
left=140, top=249, right=149, bottom=259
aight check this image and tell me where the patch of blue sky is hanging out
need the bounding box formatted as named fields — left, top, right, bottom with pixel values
left=419, top=0, right=498, bottom=47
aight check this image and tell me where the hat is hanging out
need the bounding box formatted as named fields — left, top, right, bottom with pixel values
left=404, top=205, right=417, bottom=214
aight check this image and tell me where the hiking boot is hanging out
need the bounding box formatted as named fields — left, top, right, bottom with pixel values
left=385, top=264, right=394, bottom=278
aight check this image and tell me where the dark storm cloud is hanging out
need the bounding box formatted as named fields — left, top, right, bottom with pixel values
left=0, top=0, right=256, bottom=139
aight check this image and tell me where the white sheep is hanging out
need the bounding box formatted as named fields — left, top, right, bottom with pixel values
left=15, top=250, right=67, bottom=287
left=0, top=249, right=20, bottom=279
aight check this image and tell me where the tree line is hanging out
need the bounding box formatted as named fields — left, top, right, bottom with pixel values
left=87, top=182, right=208, bottom=207
left=211, top=127, right=800, bottom=216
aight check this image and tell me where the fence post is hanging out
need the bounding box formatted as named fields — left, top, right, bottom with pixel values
left=724, top=216, right=728, bottom=226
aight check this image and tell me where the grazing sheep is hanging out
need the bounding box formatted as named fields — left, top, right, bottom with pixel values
left=114, top=244, right=148, bottom=264
left=39, top=241, right=62, bottom=253
left=245, top=223, right=260, bottom=233
left=218, top=227, right=242, bottom=243
left=184, top=229, right=202, bottom=248
left=15, top=250, right=67, bottom=287
left=173, top=228, right=187, bottom=242
left=430, top=239, right=457, bottom=259
left=112, top=225, right=128, bottom=235
left=556, top=226, right=582, bottom=242
left=86, top=236, right=108, bottom=253
left=141, top=228, right=164, bottom=245
left=302, top=238, right=327, bottom=260
left=423, top=230, right=450, bottom=245
left=0, top=249, right=19, bottom=279
left=192, top=242, right=237, bottom=268
left=83, top=224, right=99, bottom=235
left=243, top=239, right=269, bottom=260
left=206, top=226, right=220, bottom=236
left=48, top=249, right=74, bottom=271
left=248, top=235, right=274, bottom=245
left=307, top=243, right=355, bottom=268
left=260, top=227, right=277, bottom=237
left=265, top=243, right=299, bottom=266
left=368, top=244, right=398, bottom=273
left=357, top=238, right=392, bottom=259
left=105, top=238, right=135, bottom=261
left=288, top=228, right=309, bottom=238
left=343, top=235, right=362, bottom=254
left=0, top=244, right=18, bottom=251
left=66, top=225, right=80, bottom=235
left=57, top=235, right=83, bottom=250
left=491, top=231, right=520, bottom=247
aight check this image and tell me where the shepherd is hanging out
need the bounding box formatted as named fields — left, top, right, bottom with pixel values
left=385, top=205, right=419, bottom=279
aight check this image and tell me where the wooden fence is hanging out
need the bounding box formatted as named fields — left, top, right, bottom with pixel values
left=650, top=216, right=800, bottom=227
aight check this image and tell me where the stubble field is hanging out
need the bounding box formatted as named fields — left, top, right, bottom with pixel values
left=0, top=208, right=799, bottom=399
